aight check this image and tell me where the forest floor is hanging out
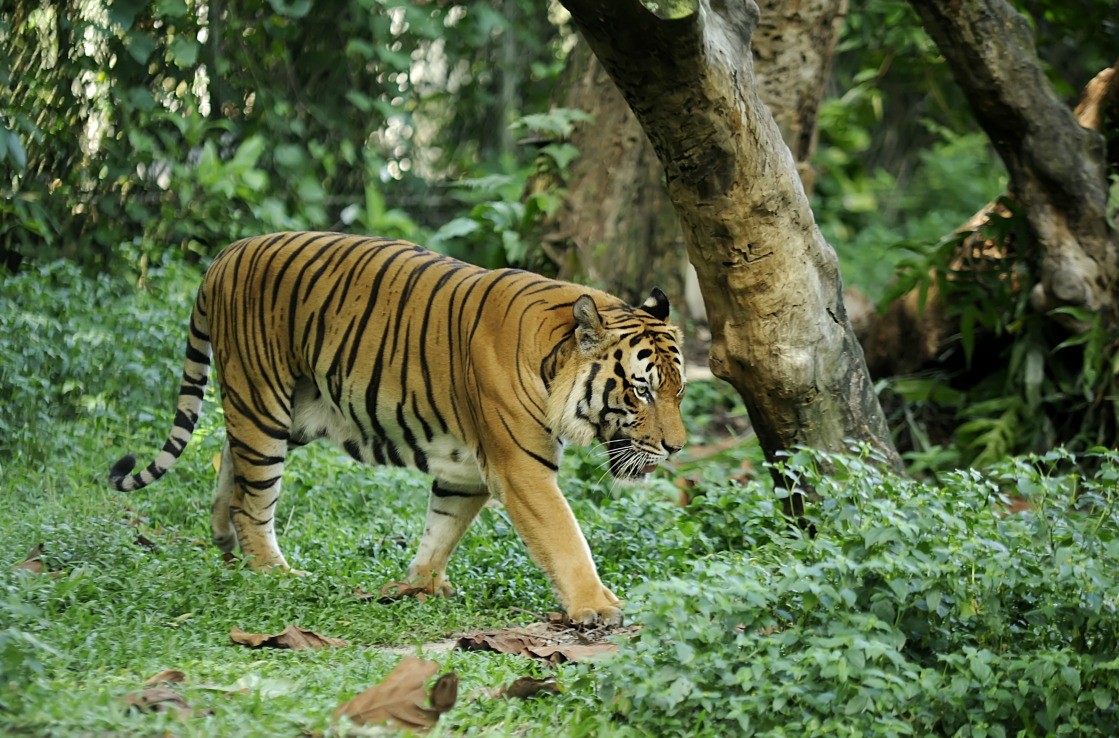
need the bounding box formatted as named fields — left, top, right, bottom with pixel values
left=3, top=262, right=1118, bottom=736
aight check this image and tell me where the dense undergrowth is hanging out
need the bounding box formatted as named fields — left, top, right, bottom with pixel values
left=2, top=262, right=1118, bottom=736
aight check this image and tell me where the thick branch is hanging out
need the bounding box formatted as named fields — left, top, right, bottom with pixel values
left=561, top=0, right=901, bottom=470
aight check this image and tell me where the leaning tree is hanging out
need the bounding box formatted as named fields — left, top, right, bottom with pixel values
left=558, top=0, right=903, bottom=482
left=535, top=0, right=846, bottom=322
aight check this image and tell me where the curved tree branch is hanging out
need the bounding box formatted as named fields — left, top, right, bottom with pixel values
left=560, top=0, right=901, bottom=472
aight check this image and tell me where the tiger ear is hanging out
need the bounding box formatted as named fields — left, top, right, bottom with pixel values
left=638, top=287, right=670, bottom=321
left=573, top=295, right=606, bottom=353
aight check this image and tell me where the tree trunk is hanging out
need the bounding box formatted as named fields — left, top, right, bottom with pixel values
left=538, top=2, right=846, bottom=322
left=908, top=1, right=1119, bottom=328
left=558, top=0, right=902, bottom=474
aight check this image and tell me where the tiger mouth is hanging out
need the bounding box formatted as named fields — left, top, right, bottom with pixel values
left=605, top=435, right=661, bottom=480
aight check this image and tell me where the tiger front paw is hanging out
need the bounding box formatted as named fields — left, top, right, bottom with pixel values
left=567, top=603, right=623, bottom=627
left=567, top=586, right=624, bottom=627
left=405, top=566, right=455, bottom=598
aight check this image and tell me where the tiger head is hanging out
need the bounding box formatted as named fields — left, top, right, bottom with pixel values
left=548, top=289, right=687, bottom=480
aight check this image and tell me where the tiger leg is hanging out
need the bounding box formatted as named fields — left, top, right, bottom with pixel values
left=225, top=433, right=292, bottom=571
left=210, top=439, right=237, bottom=555
left=406, top=481, right=490, bottom=596
left=495, top=470, right=622, bottom=626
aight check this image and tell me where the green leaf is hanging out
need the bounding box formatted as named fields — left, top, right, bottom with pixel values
left=1023, top=346, right=1044, bottom=411
left=540, top=142, right=580, bottom=171
left=125, top=86, right=156, bottom=112
left=273, top=145, right=306, bottom=170
left=125, top=32, right=158, bottom=64
left=168, top=37, right=199, bottom=67
left=230, top=136, right=266, bottom=169
left=344, top=90, right=374, bottom=113
left=1092, top=688, right=1112, bottom=710
left=110, top=0, right=150, bottom=30
left=970, top=655, right=992, bottom=683
left=960, top=309, right=976, bottom=368
left=429, top=218, right=480, bottom=248
left=5, top=130, right=27, bottom=169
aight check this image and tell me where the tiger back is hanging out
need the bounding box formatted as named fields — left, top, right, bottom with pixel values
left=109, top=231, right=686, bottom=625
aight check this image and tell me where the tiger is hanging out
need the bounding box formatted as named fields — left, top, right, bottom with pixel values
left=109, top=231, right=686, bottom=625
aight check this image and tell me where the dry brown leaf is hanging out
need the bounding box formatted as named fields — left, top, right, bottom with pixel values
left=456, top=632, right=537, bottom=658
left=333, top=655, right=457, bottom=733
left=526, top=643, right=616, bottom=663
left=455, top=629, right=617, bottom=664
left=14, top=543, right=45, bottom=574
left=373, top=581, right=430, bottom=603
left=229, top=625, right=348, bottom=651
left=143, top=669, right=186, bottom=686
left=120, top=687, right=208, bottom=718
left=500, top=676, right=561, bottom=699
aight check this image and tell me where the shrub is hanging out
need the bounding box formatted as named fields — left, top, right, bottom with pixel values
left=602, top=447, right=1119, bottom=737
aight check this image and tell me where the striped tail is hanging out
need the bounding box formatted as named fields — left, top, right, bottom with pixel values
left=109, top=301, right=211, bottom=491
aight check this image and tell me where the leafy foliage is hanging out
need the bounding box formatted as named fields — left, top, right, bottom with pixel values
left=0, top=258, right=193, bottom=462
left=813, top=0, right=1119, bottom=301
left=874, top=201, right=1119, bottom=471
left=428, top=107, right=593, bottom=269
left=811, top=1, right=1007, bottom=299
left=606, top=446, right=1119, bottom=737
left=3, top=253, right=1118, bottom=736
left=0, top=0, right=564, bottom=274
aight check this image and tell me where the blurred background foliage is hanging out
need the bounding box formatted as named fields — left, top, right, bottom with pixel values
left=0, top=0, right=567, bottom=274
left=3, top=0, right=1115, bottom=286
left=2, top=0, right=1117, bottom=472
left=812, top=0, right=1119, bottom=299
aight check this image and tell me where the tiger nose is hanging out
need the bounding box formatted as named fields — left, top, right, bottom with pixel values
left=663, top=442, right=683, bottom=456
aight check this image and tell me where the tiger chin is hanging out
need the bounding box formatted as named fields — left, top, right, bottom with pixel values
left=108, top=231, right=686, bottom=627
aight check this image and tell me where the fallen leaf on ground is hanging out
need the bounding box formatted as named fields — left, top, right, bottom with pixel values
left=120, top=687, right=208, bottom=718
left=499, top=676, right=561, bottom=699
left=455, top=623, right=619, bottom=664
left=229, top=625, right=348, bottom=650
left=14, top=544, right=45, bottom=574
left=143, top=669, right=186, bottom=686
left=369, top=581, right=430, bottom=603
left=333, top=655, right=457, bottom=733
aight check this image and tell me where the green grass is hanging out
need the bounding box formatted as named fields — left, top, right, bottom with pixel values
left=0, top=406, right=704, bottom=736
left=0, top=259, right=743, bottom=735
left=4, top=261, right=1119, bottom=736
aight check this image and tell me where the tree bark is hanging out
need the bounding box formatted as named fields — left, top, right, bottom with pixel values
left=751, top=0, right=846, bottom=195
left=558, top=0, right=902, bottom=472
left=537, top=1, right=845, bottom=320
left=908, top=1, right=1119, bottom=328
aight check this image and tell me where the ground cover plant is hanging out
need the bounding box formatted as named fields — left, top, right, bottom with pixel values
left=3, top=262, right=1119, bottom=736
